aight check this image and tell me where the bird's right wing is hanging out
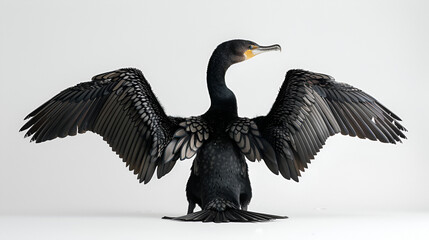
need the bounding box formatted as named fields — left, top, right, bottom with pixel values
left=250, top=69, right=406, bottom=181
left=20, top=68, right=208, bottom=183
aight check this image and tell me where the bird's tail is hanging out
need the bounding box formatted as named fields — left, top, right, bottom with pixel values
left=163, top=209, right=287, bottom=223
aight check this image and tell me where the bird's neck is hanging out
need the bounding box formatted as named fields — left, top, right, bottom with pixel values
left=206, top=53, right=238, bottom=116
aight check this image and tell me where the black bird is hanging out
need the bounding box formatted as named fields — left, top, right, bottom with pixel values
left=20, top=39, right=406, bottom=222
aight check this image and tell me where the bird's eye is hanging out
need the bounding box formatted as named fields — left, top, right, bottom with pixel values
left=249, top=45, right=253, bottom=49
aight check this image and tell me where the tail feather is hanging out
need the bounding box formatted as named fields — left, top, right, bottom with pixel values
left=163, top=209, right=287, bottom=223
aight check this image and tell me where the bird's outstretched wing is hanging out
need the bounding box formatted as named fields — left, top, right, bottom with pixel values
left=248, top=69, right=406, bottom=181
left=20, top=68, right=206, bottom=183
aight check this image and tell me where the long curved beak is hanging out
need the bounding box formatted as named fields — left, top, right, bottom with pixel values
left=254, top=44, right=282, bottom=54
left=244, top=44, right=281, bottom=60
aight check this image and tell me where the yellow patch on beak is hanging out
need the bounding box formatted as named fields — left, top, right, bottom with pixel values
left=244, top=45, right=260, bottom=60
left=244, top=49, right=256, bottom=60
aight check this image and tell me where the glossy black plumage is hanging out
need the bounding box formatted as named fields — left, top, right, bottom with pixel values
left=20, top=39, right=406, bottom=222
left=20, top=69, right=184, bottom=183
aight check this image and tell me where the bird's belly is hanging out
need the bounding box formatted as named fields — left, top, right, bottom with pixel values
left=192, top=137, right=249, bottom=209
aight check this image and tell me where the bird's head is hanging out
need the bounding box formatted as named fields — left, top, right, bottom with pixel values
left=214, top=39, right=281, bottom=65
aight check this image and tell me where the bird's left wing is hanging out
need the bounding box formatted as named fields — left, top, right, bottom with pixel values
left=20, top=68, right=206, bottom=183
left=236, top=69, right=406, bottom=181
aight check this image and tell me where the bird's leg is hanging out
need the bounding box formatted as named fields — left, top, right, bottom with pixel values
left=240, top=191, right=251, bottom=211
left=187, top=201, right=196, bottom=214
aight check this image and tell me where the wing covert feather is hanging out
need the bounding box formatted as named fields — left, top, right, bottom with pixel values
left=227, top=118, right=278, bottom=174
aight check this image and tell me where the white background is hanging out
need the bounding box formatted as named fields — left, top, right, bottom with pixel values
left=1, top=0, right=428, bottom=239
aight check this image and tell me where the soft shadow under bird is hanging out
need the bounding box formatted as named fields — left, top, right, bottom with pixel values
left=20, top=39, right=407, bottom=223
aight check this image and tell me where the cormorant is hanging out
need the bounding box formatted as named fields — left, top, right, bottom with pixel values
left=20, top=39, right=407, bottom=223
